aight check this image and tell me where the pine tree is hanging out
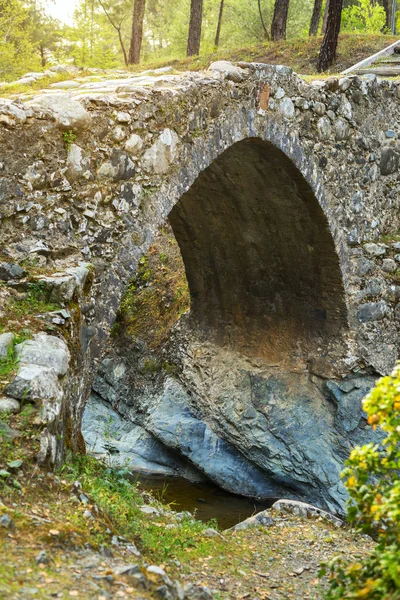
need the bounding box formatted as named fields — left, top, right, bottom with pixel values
left=317, top=0, right=343, bottom=72
left=271, top=0, right=290, bottom=41
left=187, top=0, right=203, bottom=56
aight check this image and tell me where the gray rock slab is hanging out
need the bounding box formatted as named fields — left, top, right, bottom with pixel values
left=146, top=378, right=294, bottom=500
left=5, top=364, right=60, bottom=401
left=271, top=499, right=344, bottom=527
left=0, top=262, right=26, bottom=281
left=0, top=397, right=20, bottom=414
left=0, top=333, right=14, bottom=360
left=26, top=94, right=91, bottom=131
left=15, top=333, right=70, bottom=376
left=227, top=509, right=275, bottom=532
left=82, top=394, right=204, bottom=480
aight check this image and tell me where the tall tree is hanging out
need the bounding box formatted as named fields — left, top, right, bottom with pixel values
left=382, top=0, right=390, bottom=30
left=187, top=0, right=203, bottom=56
left=271, top=0, right=290, bottom=41
left=214, top=0, right=225, bottom=47
left=322, top=0, right=330, bottom=32
left=257, top=0, right=270, bottom=39
left=98, top=0, right=129, bottom=66
left=317, top=0, right=343, bottom=72
left=309, top=0, right=322, bottom=35
left=128, top=0, right=146, bottom=64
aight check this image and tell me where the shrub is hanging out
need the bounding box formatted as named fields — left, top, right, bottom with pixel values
left=322, top=365, right=400, bottom=599
left=342, top=0, right=387, bottom=34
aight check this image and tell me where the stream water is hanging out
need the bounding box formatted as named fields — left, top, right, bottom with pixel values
left=136, top=475, right=276, bottom=530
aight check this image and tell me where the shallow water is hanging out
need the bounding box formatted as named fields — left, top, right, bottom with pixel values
left=136, top=475, right=276, bottom=530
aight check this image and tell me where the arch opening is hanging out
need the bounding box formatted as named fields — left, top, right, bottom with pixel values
left=169, top=137, right=348, bottom=370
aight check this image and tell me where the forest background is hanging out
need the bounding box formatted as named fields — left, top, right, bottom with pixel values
left=0, top=0, right=396, bottom=82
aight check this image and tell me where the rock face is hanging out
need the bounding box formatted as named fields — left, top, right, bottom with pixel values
left=1, top=61, right=400, bottom=478
left=83, top=335, right=381, bottom=514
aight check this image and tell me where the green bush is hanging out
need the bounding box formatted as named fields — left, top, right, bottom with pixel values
left=342, top=0, right=387, bottom=34
left=322, top=365, right=400, bottom=599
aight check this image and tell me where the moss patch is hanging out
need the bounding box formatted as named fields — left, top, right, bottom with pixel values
left=117, top=224, right=190, bottom=349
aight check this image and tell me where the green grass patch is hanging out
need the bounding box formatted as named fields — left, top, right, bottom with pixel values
left=62, top=454, right=222, bottom=563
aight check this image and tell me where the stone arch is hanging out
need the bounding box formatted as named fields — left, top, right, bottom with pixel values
left=168, top=136, right=348, bottom=367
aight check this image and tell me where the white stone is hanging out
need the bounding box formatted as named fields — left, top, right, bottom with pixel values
left=0, top=333, right=14, bottom=360
left=67, top=144, right=84, bottom=179
left=27, top=94, right=91, bottom=131
left=339, top=95, right=352, bottom=120
left=112, top=126, right=127, bottom=142
left=142, top=128, right=180, bottom=175
left=279, top=97, right=295, bottom=119
left=0, top=397, right=20, bottom=414
left=116, top=111, right=131, bottom=124
left=0, top=100, right=27, bottom=126
left=5, top=364, right=61, bottom=401
left=208, top=61, right=246, bottom=83
left=339, top=77, right=352, bottom=92
left=125, top=134, right=143, bottom=156
left=16, top=333, right=70, bottom=376
left=314, top=102, right=326, bottom=116
left=317, top=117, right=331, bottom=140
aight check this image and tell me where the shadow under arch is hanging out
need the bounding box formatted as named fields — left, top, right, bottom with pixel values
left=169, top=137, right=348, bottom=367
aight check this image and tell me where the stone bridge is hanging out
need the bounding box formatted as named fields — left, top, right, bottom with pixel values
left=1, top=61, right=400, bottom=512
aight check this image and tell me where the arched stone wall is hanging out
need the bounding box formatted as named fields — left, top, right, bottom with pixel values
left=1, top=62, right=400, bottom=474
left=169, top=137, right=348, bottom=369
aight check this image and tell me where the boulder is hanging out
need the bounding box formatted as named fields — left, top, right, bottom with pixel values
left=228, top=509, right=274, bottom=532
left=26, top=94, right=91, bottom=131
left=0, top=397, right=20, bottom=414
left=0, top=333, right=14, bottom=360
left=208, top=60, right=247, bottom=83
left=142, top=129, right=180, bottom=175
left=0, top=262, right=26, bottom=282
left=15, top=333, right=70, bottom=376
left=5, top=364, right=60, bottom=401
left=271, top=499, right=344, bottom=527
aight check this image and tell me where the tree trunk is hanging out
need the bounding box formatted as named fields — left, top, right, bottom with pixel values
left=322, top=0, right=330, bottom=33
left=128, top=0, right=146, bottom=65
left=271, top=0, right=290, bottom=41
left=40, top=43, right=46, bottom=68
left=214, top=0, right=225, bottom=47
left=382, top=0, right=390, bottom=30
left=187, top=0, right=203, bottom=56
left=317, top=0, right=343, bottom=72
left=258, top=0, right=270, bottom=40
left=309, top=0, right=323, bottom=35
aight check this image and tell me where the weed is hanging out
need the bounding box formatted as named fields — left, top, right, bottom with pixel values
left=142, top=358, right=161, bottom=374
left=62, top=130, right=77, bottom=151
left=0, top=345, right=18, bottom=379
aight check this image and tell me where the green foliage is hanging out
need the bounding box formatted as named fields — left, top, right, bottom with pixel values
left=9, top=283, right=59, bottom=317
left=0, top=0, right=40, bottom=80
left=0, top=0, right=64, bottom=81
left=0, top=345, right=18, bottom=379
left=322, top=364, right=400, bottom=599
left=342, top=0, right=387, bottom=34
left=62, top=130, right=77, bottom=150
left=63, top=454, right=219, bottom=562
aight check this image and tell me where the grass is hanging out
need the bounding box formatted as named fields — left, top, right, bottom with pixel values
left=132, top=33, right=400, bottom=76
left=0, top=330, right=31, bottom=390
left=0, top=407, right=376, bottom=599
left=1, top=33, right=398, bottom=103
left=0, top=282, right=61, bottom=337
